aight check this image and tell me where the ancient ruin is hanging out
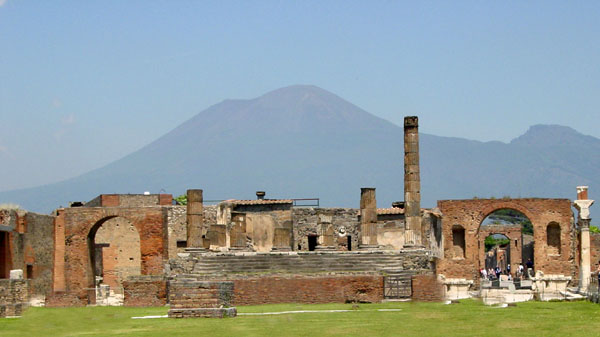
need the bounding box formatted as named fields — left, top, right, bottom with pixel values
left=1, top=116, right=598, bottom=317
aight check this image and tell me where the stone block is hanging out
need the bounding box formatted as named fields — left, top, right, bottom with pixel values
left=9, top=270, right=23, bottom=280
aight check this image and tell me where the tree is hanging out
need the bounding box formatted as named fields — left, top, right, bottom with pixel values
left=174, top=194, right=187, bottom=205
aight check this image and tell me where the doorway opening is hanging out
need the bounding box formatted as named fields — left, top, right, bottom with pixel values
left=308, top=235, right=318, bottom=251
left=88, top=217, right=141, bottom=290
left=0, top=231, right=11, bottom=279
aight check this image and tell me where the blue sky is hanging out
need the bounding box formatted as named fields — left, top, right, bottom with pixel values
left=0, top=1, right=599, bottom=191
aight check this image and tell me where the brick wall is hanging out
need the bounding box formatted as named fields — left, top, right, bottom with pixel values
left=51, top=206, right=168, bottom=306
left=0, top=279, right=28, bottom=317
left=123, top=276, right=167, bottom=307
left=232, top=275, right=383, bottom=305
left=411, top=273, right=443, bottom=302
left=86, top=194, right=173, bottom=207
left=437, top=198, right=575, bottom=285
left=1, top=210, right=55, bottom=298
left=168, top=280, right=236, bottom=318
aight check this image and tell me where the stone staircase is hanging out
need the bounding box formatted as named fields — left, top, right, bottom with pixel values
left=170, top=250, right=431, bottom=279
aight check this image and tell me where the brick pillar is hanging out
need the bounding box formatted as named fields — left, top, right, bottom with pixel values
left=360, top=187, right=379, bottom=249
left=52, top=209, right=66, bottom=292
left=574, top=186, right=594, bottom=291
left=404, top=116, right=422, bottom=247
left=186, top=189, right=204, bottom=248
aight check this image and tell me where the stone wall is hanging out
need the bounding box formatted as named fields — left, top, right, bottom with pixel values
left=85, top=194, right=172, bottom=207
left=122, top=276, right=166, bottom=307
left=233, top=275, right=383, bottom=305
left=0, top=210, right=54, bottom=298
left=293, top=208, right=360, bottom=251
left=231, top=203, right=293, bottom=252
left=167, top=205, right=217, bottom=257
left=437, top=198, right=576, bottom=285
left=0, top=278, right=28, bottom=317
left=167, top=206, right=187, bottom=257
left=95, top=217, right=141, bottom=289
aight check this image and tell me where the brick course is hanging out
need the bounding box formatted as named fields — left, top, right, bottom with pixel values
left=123, top=276, right=167, bottom=307
left=231, top=275, right=383, bottom=305
left=411, top=273, right=443, bottom=302
left=168, top=280, right=235, bottom=318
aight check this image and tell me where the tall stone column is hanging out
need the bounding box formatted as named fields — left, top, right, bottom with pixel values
left=360, top=187, right=379, bottom=249
left=574, top=186, right=594, bottom=291
left=404, top=116, right=422, bottom=247
left=186, top=189, right=205, bottom=248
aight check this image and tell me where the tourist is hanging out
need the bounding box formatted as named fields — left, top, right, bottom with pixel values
left=596, top=261, right=600, bottom=288
left=518, top=263, right=524, bottom=277
left=526, top=258, right=534, bottom=278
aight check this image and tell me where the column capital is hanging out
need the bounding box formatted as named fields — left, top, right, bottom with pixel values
left=574, top=199, right=594, bottom=220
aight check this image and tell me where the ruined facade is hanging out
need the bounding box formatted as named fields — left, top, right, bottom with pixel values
left=1, top=115, right=597, bottom=314
left=437, top=198, right=575, bottom=282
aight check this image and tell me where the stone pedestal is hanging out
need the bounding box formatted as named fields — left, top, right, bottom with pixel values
left=442, top=278, right=473, bottom=300
left=531, top=273, right=572, bottom=301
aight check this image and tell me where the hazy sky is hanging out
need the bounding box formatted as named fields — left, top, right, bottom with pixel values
left=1, top=1, right=599, bottom=192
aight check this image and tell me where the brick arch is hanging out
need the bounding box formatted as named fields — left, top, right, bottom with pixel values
left=87, top=215, right=143, bottom=289
left=436, top=198, right=574, bottom=283
left=478, top=225, right=523, bottom=274
left=55, top=207, right=167, bottom=304
left=474, top=202, right=536, bottom=233
left=87, top=215, right=119, bottom=239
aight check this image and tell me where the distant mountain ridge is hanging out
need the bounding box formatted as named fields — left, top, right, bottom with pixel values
left=1, top=85, right=598, bottom=213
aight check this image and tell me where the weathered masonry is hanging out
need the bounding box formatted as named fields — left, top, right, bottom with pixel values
left=1, top=115, right=598, bottom=315
left=437, top=198, right=575, bottom=282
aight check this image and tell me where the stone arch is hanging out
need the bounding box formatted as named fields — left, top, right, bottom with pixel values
left=547, top=222, right=561, bottom=255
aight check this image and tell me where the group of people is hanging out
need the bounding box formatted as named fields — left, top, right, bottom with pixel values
left=480, top=258, right=534, bottom=281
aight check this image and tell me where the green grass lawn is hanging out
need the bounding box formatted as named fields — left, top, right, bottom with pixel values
left=2, top=300, right=600, bottom=337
